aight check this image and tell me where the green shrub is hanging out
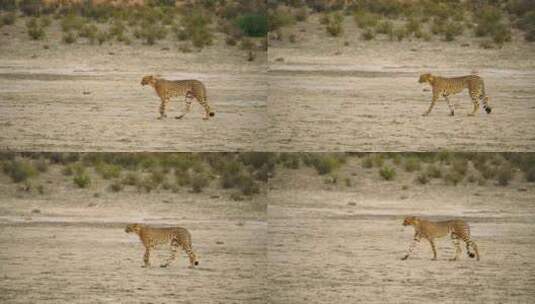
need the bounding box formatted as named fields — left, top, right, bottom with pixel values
left=444, top=170, right=462, bottom=185
left=405, top=18, right=420, bottom=35
left=61, top=14, right=85, bottom=32
left=404, top=157, right=421, bottom=172
left=95, top=163, right=121, bottom=179
left=137, top=177, right=156, bottom=193
left=295, top=7, right=308, bottom=22
left=237, top=13, right=268, bottom=37
left=497, top=165, right=514, bottom=186
left=326, top=13, right=344, bottom=37
left=97, top=30, right=108, bottom=45
left=3, top=160, right=38, bottom=183
left=361, top=29, right=375, bottom=40
left=238, top=174, right=260, bottom=195
left=269, top=7, right=295, bottom=31
left=122, top=172, right=140, bottom=186
left=379, top=166, right=396, bottom=181
left=451, top=159, right=468, bottom=176
left=73, top=173, right=91, bottom=188
left=416, top=173, right=429, bottom=185
left=35, top=158, right=48, bottom=173
left=39, top=16, right=51, bottom=28
left=109, top=180, right=123, bottom=192
left=362, top=156, right=374, bottom=168
left=393, top=27, right=407, bottom=41
left=279, top=153, right=300, bottom=169
left=191, top=173, right=210, bottom=193
left=426, top=164, right=442, bottom=178
left=444, top=22, right=463, bottom=41
left=376, top=20, right=393, bottom=35
left=475, top=6, right=512, bottom=45
left=525, top=168, right=535, bottom=182
left=180, top=8, right=213, bottom=48
left=353, top=11, right=378, bottom=29
left=63, top=31, right=77, bottom=44
left=311, top=155, right=341, bottom=175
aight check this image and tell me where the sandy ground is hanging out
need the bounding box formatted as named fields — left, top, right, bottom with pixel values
left=267, top=163, right=535, bottom=303
left=0, top=169, right=268, bottom=304
left=0, top=22, right=267, bottom=151
left=267, top=14, right=535, bottom=151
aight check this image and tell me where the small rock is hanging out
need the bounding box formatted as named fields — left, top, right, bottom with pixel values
left=83, top=91, right=91, bottom=95
left=88, top=202, right=97, bottom=207
left=31, top=209, right=41, bottom=214
left=461, top=43, right=470, bottom=47
left=216, top=241, right=224, bottom=245
left=108, top=52, right=115, bottom=55
left=275, top=57, right=284, bottom=62
left=347, top=202, right=356, bottom=206
left=161, top=47, right=170, bottom=51
left=210, top=195, right=220, bottom=199
left=518, top=188, right=527, bottom=192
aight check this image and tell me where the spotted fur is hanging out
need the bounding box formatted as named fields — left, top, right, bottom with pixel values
left=125, top=223, right=199, bottom=268
left=141, top=75, right=215, bottom=120
left=419, top=73, right=492, bottom=116
left=401, top=216, right=480, bottom=261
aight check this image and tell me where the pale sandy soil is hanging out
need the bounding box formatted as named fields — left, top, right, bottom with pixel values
left=0, top=21, right=267, bottom=151
left=267, top=160, right=535, bottom=303
left=267, top=14, right=535, bottom=151
left=0, top=167, right=267, bottom=303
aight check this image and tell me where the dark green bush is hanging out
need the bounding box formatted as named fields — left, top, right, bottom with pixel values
left=0, top=0, right=16, bottom=11
left=73, top=173, right=91, bottom=188
left=326, top=13, right=343, bottom=37
left=3, top=160, right=38, bottom=183
left=497, top=165, right=514, bottom=186
left=237, top=13, right=268, bottom=37
left=63, top=31, right=77, bottom=44
left=379, top=166, right=396, bottom=181
left=28, top=24, right=45, bottom=40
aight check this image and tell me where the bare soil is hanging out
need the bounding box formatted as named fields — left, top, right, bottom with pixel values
left=267, top=14, right=535, bottom=151
left=0, top=22, right=267, bottom=151
left=267, top=162, right=535, bottom=303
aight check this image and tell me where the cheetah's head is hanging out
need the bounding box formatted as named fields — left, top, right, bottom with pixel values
left=402, top=216, right=418, bottom=226
left=418, top=73, right=434, bottom=84
left=125, top=223, right=142, bottom=234
left=141, top=75, right=156, bottom=86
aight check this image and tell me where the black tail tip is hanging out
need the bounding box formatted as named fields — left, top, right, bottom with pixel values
left=485, top=107, right=492, bottom=114
left=209, top=112, right=215, bottom=117
left=468, top=252, right=475, bottom=258
left=194, top=261, right=199, bottom=266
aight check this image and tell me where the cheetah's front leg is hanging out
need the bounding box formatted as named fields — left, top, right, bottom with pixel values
left=401, top=233, right=420, bottom=260
left=157, top=97, right=169, bottom=120
left=423, top=95, right=438, bottom=116
left=142, top=248, right=151, bottom=267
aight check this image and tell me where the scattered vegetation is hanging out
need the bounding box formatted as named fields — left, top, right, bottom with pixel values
left=379, top=166, right=396, bottom=181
